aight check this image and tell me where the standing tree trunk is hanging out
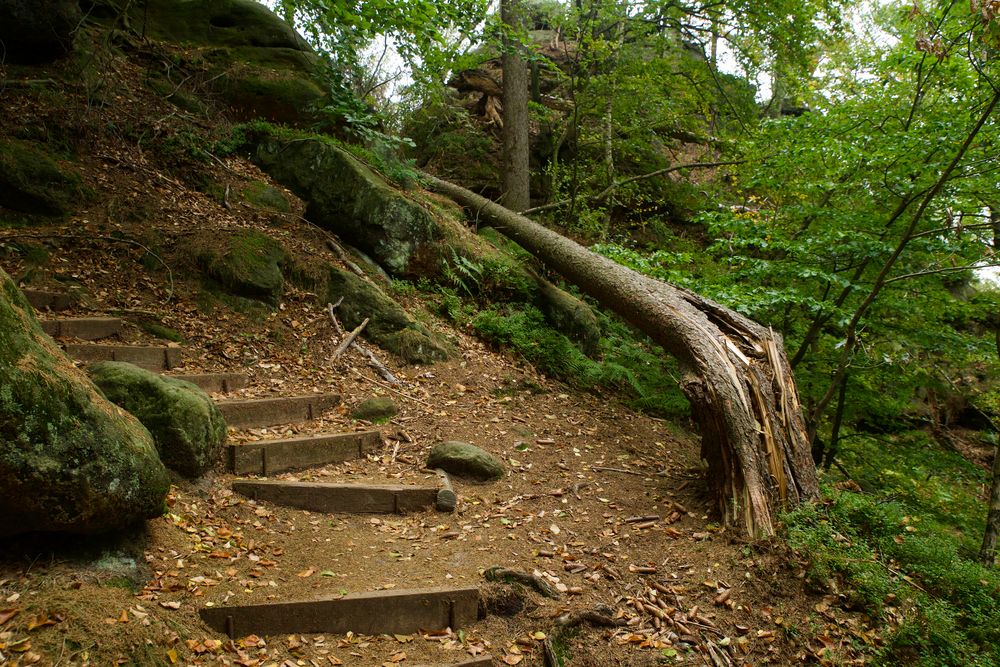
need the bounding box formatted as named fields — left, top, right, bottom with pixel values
left=423, top=173, right=819, bottom=537
left=980, top=207, right=1000, bottom=566
left=501, top=0, right=531, bottom=212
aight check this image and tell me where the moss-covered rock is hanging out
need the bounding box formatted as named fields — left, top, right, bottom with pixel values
left=351, top=396, right=397, bottom=422
left=427, top=441, right=505, bottom=482
left=135, top=0, right=309, bottom=49
left=0, top=269, right=169, bottom=536
left=0, top=0, right=81, bottom=63
left=87, top=362, right=227, bottom=478
left=534, top=278, right=601, bottom=356
left=130, top=0, right=326, bottom=126
left=326, top=267, right=449, bottom=364
left=0, top=139, right=84, bottom=216
left=242, top=181, right=290, bottom=213
left=256, top=138, right=440, bottom=277
left=192, top=230, right=287, bottom=305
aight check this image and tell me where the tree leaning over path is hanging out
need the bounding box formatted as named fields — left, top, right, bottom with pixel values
left=424, top=173, right=819, bottom=537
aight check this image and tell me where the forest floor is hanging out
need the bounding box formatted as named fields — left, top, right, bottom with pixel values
left=0, top=37, right=881, bottom=667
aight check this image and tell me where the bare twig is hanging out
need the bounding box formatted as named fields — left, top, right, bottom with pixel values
left=332, top=317, right=368, bottom=358
left=484, top=566, right=561, bottom=599
left=326, top=302, right=399, bottom=384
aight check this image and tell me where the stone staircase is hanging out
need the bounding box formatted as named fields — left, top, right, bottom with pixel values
left=31, top=289, right=487, bottom=664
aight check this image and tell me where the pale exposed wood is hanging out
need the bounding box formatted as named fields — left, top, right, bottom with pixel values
left=332, top=317, right=368, bottom=358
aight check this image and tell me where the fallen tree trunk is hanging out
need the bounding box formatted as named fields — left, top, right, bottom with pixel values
left=423, top=173, right=819, bottom=536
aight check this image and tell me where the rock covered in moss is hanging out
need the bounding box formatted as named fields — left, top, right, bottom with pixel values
left=133, top=0, right=325, bottom=126
left=351, top=396, right=397, bottom=422
left=194, top=230, right=287, bottom=305
left=326, top=267, right=449, bottom=364
left=0, top=270, right=169, bottom=536
left=427, top=441, right=505, bottom=482
left=255, top=137, right=441, bottom=276
left=87, top=362, right=227, bottom=478
left=0, top=138, right=84, bottom=216
left=0, top=0, right=81, bottom=63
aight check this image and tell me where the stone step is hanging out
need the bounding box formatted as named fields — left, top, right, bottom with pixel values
left=167, top=372, right=248, bottom=394
left=64, top=343, right=182, bottom=371
left=228, top=430, right=381, bottom=475
left=22, top=288, right=79, bottom=311
left=199, top=586, right=479, bottom=638
left=233, top=479, right=442, bottom=514
left=215, top=394, right=341, bottom=429
left=41, top=317, right=122, bottom=340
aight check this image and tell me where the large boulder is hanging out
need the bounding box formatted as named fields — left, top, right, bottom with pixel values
left=0, top=270, right=169, bottom=536
left=134, top=0, right=326, bottom=126
left=0, top=0, right=81, bottom=63
left=255, top=137, right=443, bottom=277
left=0, top=139, right=84, bottom=217
left=88, top=362, right=227, bottom=478
left=326, top=267, right=449, bottom=364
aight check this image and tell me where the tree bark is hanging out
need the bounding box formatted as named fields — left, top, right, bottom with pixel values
left=501, top=0, right=531, bottom=212
left=980, top=207, right=1000, bottom=566
left=423, top=173, right=819, bottom=537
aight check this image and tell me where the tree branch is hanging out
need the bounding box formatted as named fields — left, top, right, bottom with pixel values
left=520, top=159, right=745, bottom=215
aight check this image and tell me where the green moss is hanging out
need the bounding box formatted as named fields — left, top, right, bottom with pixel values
left=325, top=266, right=449, bottom=364
left=193, top=230, right=287, bottom=305
left=219, top=73, right=325, bottom=124
left=243, top=180, right=290, bottom=212
left=0, top=139, right=85, bottom=216
left=0, top=269, right=169, bottom=536
left=88, top=362, right=227, bottom=478
left=139, top=321, right=184, bottom=343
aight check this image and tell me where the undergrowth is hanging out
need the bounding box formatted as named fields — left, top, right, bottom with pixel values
left=433, top=289, right=689, bottom=418
left=782, top=432, right=999, bottom=666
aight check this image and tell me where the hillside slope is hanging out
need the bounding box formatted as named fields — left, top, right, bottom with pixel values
left=0, top=2, right=883, bottom=666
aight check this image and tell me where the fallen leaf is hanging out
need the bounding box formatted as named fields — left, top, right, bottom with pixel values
left=0, top=608, right=19, bottom=625
left=166, top=648, right=178, bottom=664
left=160, top=601, right=182, bottom=610
left=502, top=655, right=524, bottom=665
left=297, top=568, right=316, bottom=578
left=27, top=614, right=57, bottom=631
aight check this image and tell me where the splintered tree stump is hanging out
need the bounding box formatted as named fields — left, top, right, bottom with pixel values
left=200, top=586, right=480, bottom=637
left=228, top=431, right=381, bottom=475
left=232, top=480, right=443, bottom=514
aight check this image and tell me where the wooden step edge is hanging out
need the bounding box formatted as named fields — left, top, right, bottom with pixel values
left=228, top=430, right=381, bottom=475
left=41, top=317, right=123, bottom=340
left=167, top=372, right=249, bottom=394
left=215, top=394, right=341, bottom=429
left=199, top=586, right=480, bottom=638
left=63, top=343, right=183, bottom=370
left=232, top=479, right=444, bottom=514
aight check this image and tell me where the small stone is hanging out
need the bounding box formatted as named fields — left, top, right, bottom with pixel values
left=427, top=441, right=505, bottom=482
left=351, top=396, right=397, bottom=422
